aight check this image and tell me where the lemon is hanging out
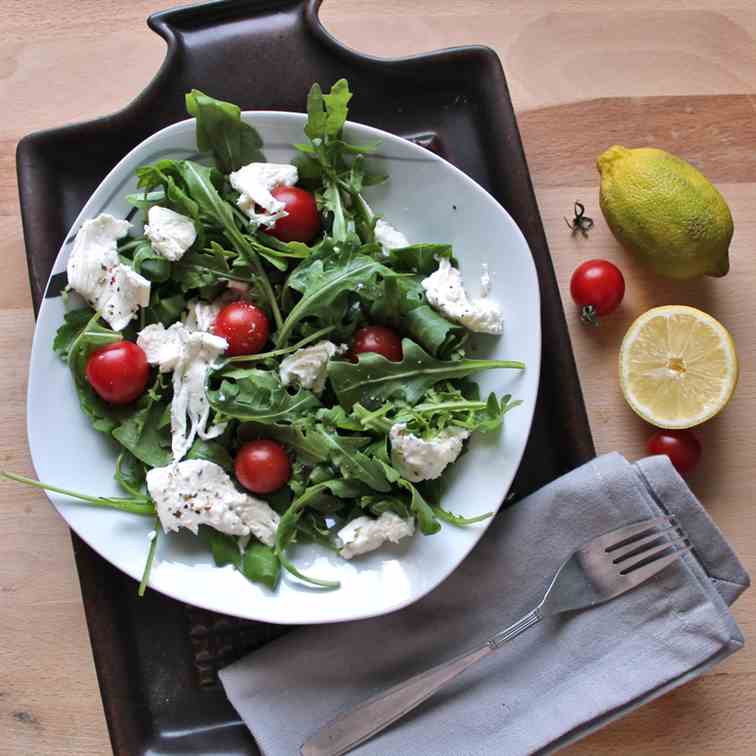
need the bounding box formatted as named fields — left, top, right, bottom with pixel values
left=598, top=146, right=732, bottom=279
left=619, top=305, right=738, bottom=429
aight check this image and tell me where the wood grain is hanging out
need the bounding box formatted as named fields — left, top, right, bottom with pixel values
left=2, top=1, right=756, bottom=754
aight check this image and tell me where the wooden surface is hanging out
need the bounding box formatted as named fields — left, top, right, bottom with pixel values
left=2, top=1, right=755, bottom=754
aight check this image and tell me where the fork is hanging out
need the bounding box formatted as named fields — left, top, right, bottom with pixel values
left=302, top=515, right=690, bottom=756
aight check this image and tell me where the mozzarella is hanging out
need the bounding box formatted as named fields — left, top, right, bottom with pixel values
left=137, top=322, right=228, bottom=460
left=421, top=258, right=504, bottom=335
left=278, top=340, right=343, bottom=395
left=66, top=213, right=150, bottom=331
left=146, top=459, right=280, bottom=544
left=374, top=218, right=409, bottom=251
left=184, top=299, right=222, bottom=333
left=144, top=206, right=197, bottom=261
left=389, top=423, right=470, bottom=482
left=229, top=162, right=298, bottom=228
left=338, top=512, right=415, bottom=559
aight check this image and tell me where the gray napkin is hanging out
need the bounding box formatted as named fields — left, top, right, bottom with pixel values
left=220, top=453, right=749, bottom=756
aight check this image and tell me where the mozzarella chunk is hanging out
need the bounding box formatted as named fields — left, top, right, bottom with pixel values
left=374, top=219, right=409, bottom=251
left=137, top=322, right=228, bottom=460
left=389, top=423, right=470, bottom=482
left=229, top=162, right=298, bottom=228
left=144, top=206, right=197, bottom=261
left=66, top=213, right=150, bottom=331
left=279, top=340, right=343, bottom=395
left=338, top=512, right=415, bottom=559
left=146, top=460, right=280, bottom=544
left=421, top=258, right=504, bottom=335
left=184, top=299, right=222, bottom=333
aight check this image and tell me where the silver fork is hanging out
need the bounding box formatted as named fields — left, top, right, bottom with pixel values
left=302, top=515, right=690, bottom=756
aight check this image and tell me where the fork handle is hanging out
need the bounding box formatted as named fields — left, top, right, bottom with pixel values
left=300, top=609, right=542, bottom=756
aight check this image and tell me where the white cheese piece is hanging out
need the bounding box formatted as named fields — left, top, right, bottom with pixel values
left=137, top=322, right=228, bottom=460
left=279, top=340, right=342, bottom=395
left=389, top=423, right=470, bottom=482
left=146, top=459, right=280, bottom=544
left=144, top=206, right=197, bottom=261
left=338, top=512, right=415, bottom=560
left=184, top=299, right=222, bottom=333
left=229, top=162, right=298, bottom=228
left=374, top=218, right=409, bottom=251
left=421, top=258, right=504, bottom=335
left=66, top=213, right=150, bottom=331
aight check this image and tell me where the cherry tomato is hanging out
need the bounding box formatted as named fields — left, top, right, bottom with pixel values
left=570, top=259, right=625, bottom=325
left=213, top=301, right=270, bottom=356
left=647, top=430, right=702, bottom=475
left=350, top=326, right=403, bottom=362
left=267, top=186, right=321, bottom=244
left=235, top=440, right=291, bottom=494
left=85, top=341, right=150, bottom=405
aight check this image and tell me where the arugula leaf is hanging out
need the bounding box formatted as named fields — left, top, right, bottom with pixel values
left=131, top=241, right=172, bottom=283
left=239, top=421, right=371, bottom=465
left=275, top=482, right=341, bottom=588
left=316, top=426, right=391, bottom=492
left=432, top=506, right=494, bottom=526
left=277, top=253, right=389, bottom=345
left=115, top=450, right=147, bottom=498
left=208, top=369, right=321, bottom=424
left=186, top=89, right=265, bottom=173
left=186, top=439, right=234, bottom=473
left=112, top=379, right=173, bottom=468
left=53, top=307, right=96, bottom=360
left=328, top=338, right=525, bottom=410
left=241, top=543, right=281, bottom=589
left=379, top=244, right=454, bottom=275
left=174, top=243, right=253, bottom=291
left=147, top=289, right=187, bottom=327
left=136, top=160, right=199, bottom=219
left=396, top=479, right=441, bottom=535
left=67, top=312, right=125, bottom=433
left=138, top=522, right=159, bottom=597
left=199, top=525, right=241, bottom=568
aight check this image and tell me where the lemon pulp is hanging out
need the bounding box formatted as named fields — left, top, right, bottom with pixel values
left=619, top=305, right=738, bottom=428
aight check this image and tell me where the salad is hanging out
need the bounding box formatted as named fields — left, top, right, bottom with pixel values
left=10, top=80, right=524, bottom=592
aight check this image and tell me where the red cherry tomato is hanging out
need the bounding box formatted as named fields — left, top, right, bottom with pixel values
left=570, top=259, right=625, bottom=325
left=85, top=341, right=150, bottom=405
left=267, top=186, right=321, bottom=244
left=647, top=430, right=702, bottom=475
left=235, top=440, right=291, bottom=494
left=213, top=302, right=270, bottom=356
left=350, top=326, right=403, bottom=362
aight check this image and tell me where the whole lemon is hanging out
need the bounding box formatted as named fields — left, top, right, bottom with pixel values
left=597, top=146, right=732, bottom=279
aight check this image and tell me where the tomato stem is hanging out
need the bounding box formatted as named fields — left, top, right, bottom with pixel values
left=580, top=305, right=600, bottom=327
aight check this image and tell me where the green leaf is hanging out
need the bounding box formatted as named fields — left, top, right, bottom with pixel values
left=240, top=543, right=281, bottom=589
left=199, top=525, right=241, bottom=568
left=148, top=289, right=187, bottom=327
left=67, top=312, right=125, bottom=434
left=131, top=241, right=172, bottom=283
left=136, top=160, right=199, bottom=219
left=277, top=253, right=390, bottom=345
left=138, top=522, right=159, bottom=597
left=53, top=307, right=96, bottom=360
left=208, top=369, right=321, bottom=424
left=112, top=381, right=173, bottom=468
left=379, top=244, right=454, bottom=275
left=328, top=338, right=525, bottom=410
left=186, top=89, right=265, bottom=173
left=186, top=439, right=234, bottom=473
left=115, top=450, right=147, bottom=498
left=316, top=426, right=391, bottom=492
left=396, top=479, right=441, bottom=535
left=174, top=243, right=245, bottom=291
left=432, top=506, right=494, bottom=526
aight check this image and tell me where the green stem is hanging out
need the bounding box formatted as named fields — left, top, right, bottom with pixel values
left=413, top=400, right=488, bottom=414
left=224, top=326, right=335, bottom=365
left=138, top=520, right=160, bottom=597
left=2, top=472, right=155, bottom=516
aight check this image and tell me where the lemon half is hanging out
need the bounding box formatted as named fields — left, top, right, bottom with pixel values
left=619, top=306, right=738, bottom=429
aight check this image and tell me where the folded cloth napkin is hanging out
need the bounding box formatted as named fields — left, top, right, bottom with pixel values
left=220, top=453, right=749, bottom=756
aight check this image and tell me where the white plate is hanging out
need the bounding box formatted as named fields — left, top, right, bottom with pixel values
left=27, top=113, right=541, bottom=624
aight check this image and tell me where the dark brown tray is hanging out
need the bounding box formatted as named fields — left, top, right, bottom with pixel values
left=16, top=1, right=595, bottom=753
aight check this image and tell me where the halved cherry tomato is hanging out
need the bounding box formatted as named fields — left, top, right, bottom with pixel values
left=647, top=430, right=702, bottom=475
left=570, top=259, right=625, bottom=325
left=350, top=326, right=403, bottom=362
left=213, top=301, right=269, bottom=356
left=235, top=440, right=291, bottom=494
left=268, top=186, right=321, bottom=244
left=85, top=341, right=149, bottom=405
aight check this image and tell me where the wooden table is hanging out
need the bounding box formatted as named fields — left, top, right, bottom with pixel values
left=2, top=1, right=755, bottom=753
